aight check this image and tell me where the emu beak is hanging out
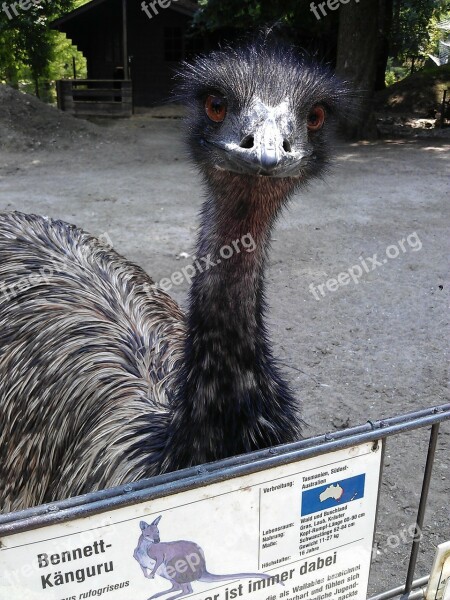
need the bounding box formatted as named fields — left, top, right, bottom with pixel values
left=257, top=118, right=283, bottom=173
left=247, top=100, right=302, bottom=176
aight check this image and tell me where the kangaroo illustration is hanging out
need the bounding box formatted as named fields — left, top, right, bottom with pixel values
left=133, top=516, right=273, bottom=600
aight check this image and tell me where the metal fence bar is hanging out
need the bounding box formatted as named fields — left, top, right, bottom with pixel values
left=407, top=590, right=426, bottom=600
left=368, top=576, right=429, bottom=600
left=400, top=423, right=440, bottom=599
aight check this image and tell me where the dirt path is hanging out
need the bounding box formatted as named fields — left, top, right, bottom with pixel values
left=0, top=115, right=448, bottom=595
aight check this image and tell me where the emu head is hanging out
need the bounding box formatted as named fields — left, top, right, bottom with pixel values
left=177, top=37, right=349, bottom=182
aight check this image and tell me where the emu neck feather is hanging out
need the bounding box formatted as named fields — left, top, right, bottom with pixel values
left=160, top=174, right=300, bottom=472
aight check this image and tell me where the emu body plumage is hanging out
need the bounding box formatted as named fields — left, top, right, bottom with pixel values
left=0, top=37, right=347, bottom=512
left=0, top=214, right=184, bottom=511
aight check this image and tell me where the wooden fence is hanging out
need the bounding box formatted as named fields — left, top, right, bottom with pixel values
left=56, top=79, right=133, bottom=117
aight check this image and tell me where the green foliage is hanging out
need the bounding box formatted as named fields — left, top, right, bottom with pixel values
left=384, top=58, right=408, bottom=87
left=195, top=0, right=283, bottom=32
left=385, top=69, right=396, bottom=86
left=0, top=28, right=20, bottom=86
left=48, top=32, right=86, bottom=81
left=392, top=0, right=450, bottom=65
left=193, top=0, right=323, bottom=41
left=423, top=11, right=450, bottom=57
left=0, top=0, right=84, bottom=96
left=12, top=32, right=87, bottom=101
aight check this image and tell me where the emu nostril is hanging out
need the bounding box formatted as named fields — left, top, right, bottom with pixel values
left=283, top=139, right=292, bottom=153
left=240, top=135, right=254, bottom=149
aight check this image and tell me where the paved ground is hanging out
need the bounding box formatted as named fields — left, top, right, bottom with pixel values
left=0, top=115, right=448, bottom=595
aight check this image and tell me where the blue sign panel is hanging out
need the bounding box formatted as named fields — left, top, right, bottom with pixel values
left=301, top=473, right=366, bottom=516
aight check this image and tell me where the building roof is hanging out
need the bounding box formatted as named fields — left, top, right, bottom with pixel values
left=52, top=0, right=198, bottom=28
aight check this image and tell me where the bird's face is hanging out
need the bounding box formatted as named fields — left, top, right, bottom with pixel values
left=179, top=39, right=348, bottom=182
left=200, top=93, right=326, bottom=178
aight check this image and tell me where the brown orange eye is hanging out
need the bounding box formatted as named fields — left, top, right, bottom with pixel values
left=307, top=106, right=325, bottom=131
left=205, top=95, right=227, bottom=123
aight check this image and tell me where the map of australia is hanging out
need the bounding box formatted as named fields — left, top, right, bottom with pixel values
left=319, top=483, right=344, bottom=502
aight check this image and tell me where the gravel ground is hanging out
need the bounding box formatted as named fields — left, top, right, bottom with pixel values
left=0, top=90, right=449, bottom=596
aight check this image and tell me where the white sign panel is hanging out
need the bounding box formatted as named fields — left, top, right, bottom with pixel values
left=427, top=542, right=450, bottom=600
left=0, top=441, right=382, bottom=600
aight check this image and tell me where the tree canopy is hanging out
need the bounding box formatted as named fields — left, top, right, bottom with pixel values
left=194, top=0, right=449, bottom=63
left=391, top=0, right=449, bottom=65
left=0, top=0, right=85, bottom=95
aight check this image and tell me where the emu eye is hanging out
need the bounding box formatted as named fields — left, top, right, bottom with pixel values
left=307, top=106, right=325, bottom=131
left=205, top=95, right=227, bottom=123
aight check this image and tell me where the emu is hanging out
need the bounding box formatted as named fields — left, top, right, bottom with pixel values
left=0, top=37, right=347, bottom=512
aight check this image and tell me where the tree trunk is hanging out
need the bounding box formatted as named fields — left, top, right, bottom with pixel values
left=5, top=66, right=19, bottom=90
left=375, top=0, right=394, bottom=91
left=336, top=0, right=384, bottom=139
left=390, top=0, right=401, bottom=58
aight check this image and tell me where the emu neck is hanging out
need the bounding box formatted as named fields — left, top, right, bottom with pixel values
left=188, top=175, right=280, bottom=378
left=160, top=172, right=300, bottom=472
left=190, top=170, right=299, bottom=339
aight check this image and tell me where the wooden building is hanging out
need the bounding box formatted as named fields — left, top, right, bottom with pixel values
left=52, top=0, right=199, bottom=115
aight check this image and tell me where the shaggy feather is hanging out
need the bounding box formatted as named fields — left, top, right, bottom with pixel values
left=0, top=213, right=184, bottom=512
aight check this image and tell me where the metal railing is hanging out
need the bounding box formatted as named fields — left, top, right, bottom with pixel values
left=1, top=403, right=449, bottom=599
left=367, top=413, right=446, bottom=599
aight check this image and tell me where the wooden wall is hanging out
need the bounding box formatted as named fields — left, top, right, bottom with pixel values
left=128, top=4, right=193, bottom=106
